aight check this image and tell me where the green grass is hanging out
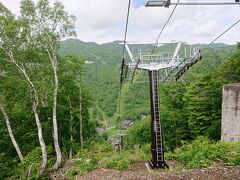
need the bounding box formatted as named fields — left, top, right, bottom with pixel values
left=64, top=142, right=151, bottom=178
left=100, top=144, right=151, bottom=170
left=65, top=136, right=240, bottom=178
left=166, top=137, right=240, bottom=169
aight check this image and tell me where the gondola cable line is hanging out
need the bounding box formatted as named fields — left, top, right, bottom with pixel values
left=119, top=0, right=132, bottom=116
left=165, top=17, right=240, bottom=85
left=121, top=0, right=180, bottom=119
left=118, top=0, right=240, bottom=169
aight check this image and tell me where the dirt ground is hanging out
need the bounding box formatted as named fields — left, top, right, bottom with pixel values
left=76, top=161, right=240, bottom=180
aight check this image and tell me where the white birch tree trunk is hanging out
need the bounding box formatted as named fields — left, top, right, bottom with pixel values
left=0, top=98, right=24, bottom=163
left=32, top=101, right=48, bottom=171
left=68, top=96, right=73, bottom=159
left=79, top=84, right=83, bottom=149
left=4, top=52, right=48, bottom=171
left=19, top=68, right=47, bottom=172
left=51, top=54, right=62, bottom=168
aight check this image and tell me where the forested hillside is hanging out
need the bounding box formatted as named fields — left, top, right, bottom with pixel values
left=1, top=0, right=240, bottom=179
left=58, top=38, right=239, bottom=151
left=0, top=1, right=97, bottom=178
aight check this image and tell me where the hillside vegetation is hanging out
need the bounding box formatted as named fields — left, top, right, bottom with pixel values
left=1, top=0, right=240, bottom=179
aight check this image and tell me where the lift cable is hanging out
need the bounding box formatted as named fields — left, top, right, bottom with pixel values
left=125, top=0, right=180, bottom=117
left=202, top=18, right=240, bottom=51
left=120, top=0, right=131, bottom=85
left=123, top=0, right=180, bottom=118
left=169, top=2, right=240, bottom=6
left=121, top=2, right=240, bottom=119
left=130, top=0, right=180, bottom=83
left=119, top=0, right=131, bottom=115
left=165, top=18, right=240, bottom=84
left=146, top=0, right=240, bottom=7
left=151, top=0, right=180, bottom=54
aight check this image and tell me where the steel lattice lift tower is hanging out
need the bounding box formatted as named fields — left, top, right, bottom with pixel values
left=121, top=41, right=202, bottom=168
left=120, top=0, right=240, bottom=169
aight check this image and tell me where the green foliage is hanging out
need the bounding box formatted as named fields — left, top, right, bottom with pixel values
left=67, top=168, right=80, bottom=176
left=1, top=1, right=240, bottom=177
left=59, top=39, right=121, bottom=118
left=184, top=73, right=223, bottom=140
left=73, top=158, right=98, bottom=176
left=64, top=142, right=150, bottom=177
left=125, top=118, right=151, bottom=148
left=217, top=49, right=240, bottom=83
left=0, top=153, right=18, bottom=179
left=101, top=145, right=150, bottom=170
left=183, top=47, right=240, bottom=141
left=63, top=142, right=112, bottom=177
left=105, top=159, right=129, bottom=170
left=17, top=146, right=55, bottom=179
left=101, top=132, right=109, bottom=140
left=161, top=82, right=191, bottom=150
left=167, top=137, right=240, bottom=169
left=0, top=2, right=95, bottom=178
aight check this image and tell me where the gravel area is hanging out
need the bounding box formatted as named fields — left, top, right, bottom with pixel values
left=77, top=161, right=240, bottom=180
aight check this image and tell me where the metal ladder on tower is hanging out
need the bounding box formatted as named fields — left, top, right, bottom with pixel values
left=149, top=70, right=167, bottom=168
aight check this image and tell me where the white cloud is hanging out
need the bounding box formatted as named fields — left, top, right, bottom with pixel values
left=193, top=20, right=218, bottom=37
left=1, top=0, right=240, bottom=44
left=61, top=0, right=127, bottom=29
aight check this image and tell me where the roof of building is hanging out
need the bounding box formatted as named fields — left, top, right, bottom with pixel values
left=122, top=120, right=134, bottom=126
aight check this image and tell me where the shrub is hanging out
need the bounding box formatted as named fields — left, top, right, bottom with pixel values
left=115, top=159, right=129, bottom=170
left=166, top=137, right=240, bottom=169
left=125, top=118, right=151, bottom=148
left=17, top=146, right=55, bottom=179
left=102, top=146, right=150, bottom=170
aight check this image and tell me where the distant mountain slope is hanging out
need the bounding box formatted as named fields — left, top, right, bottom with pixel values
left=58, top=39, right=237, bottom=121
left=59, top=39, right=122, bottom=65
left=59, top=39, right=122, bottom=118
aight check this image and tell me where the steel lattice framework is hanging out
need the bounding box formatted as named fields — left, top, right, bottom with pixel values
left=121, top=42, right=201, bottom=168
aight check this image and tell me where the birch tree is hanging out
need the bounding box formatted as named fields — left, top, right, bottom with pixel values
left=67, top=95, right=74, bottom=159
left=20, top=0, right=76, bottom=168
left=78, top=83, right=83, bottom=149
left=0, top=3, right=47, bottom=171
left=0, top=97, right=24, bottom=163
left=59, top=55, right=85, bottom=158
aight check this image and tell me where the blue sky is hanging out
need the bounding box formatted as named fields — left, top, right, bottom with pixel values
left=134, top=0, right=145, bottom=7
left=1, top=0, right=240, bottom=44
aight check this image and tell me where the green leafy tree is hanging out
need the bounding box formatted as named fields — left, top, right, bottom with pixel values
left=125, top=118, right=151, bottom=148
left=184, top=46, right=240, bottom=140
left=20, top=0, right=76, bottom=168
left=160, top=82, right=190, bottom=150
left=184, top=73, right=223, bottom=140
left=0, top=2, right=48, bottom=171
